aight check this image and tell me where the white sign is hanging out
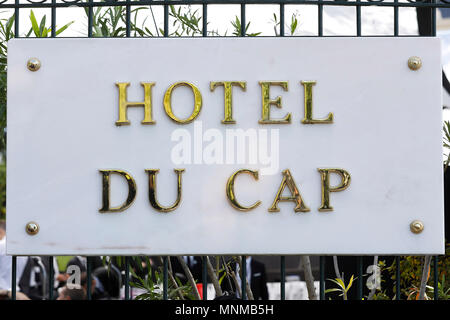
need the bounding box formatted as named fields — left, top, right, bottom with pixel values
left=6, top=38, right=444, bottom=255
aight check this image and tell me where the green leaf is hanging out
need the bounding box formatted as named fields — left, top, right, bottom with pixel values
left=346, top=275, right=355, bottom=291
left=325, top=288, right=342, bottom=293
left=29, top=10, right=40, bottom=37
left=39, top=15, right=46, bottom=37
left=93, top=25, right=102, bottom=37
left=290, top=17, right=298, bottom=35
left=218, top=271, right=227, bottom=285
left=5, top=15, right=14, bottom=39
left=129, top=267, right=145, bottom=287
left=55, top=21, right=74, bottom=36
left=328, top=278, right=345, bottom=290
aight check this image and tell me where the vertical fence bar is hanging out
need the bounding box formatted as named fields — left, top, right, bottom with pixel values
left=125, top=256, right=130, bottom=300
left=241, top=255, right=247, bottom=300
left=11, top=256, right=17, bottom=300
left=48, top=257, right=54, bottom=300
left=163, top=256, right=168, bottom=300
left=318, top=2, right=323, bottom=37
left=88, top=0, right=93, bottom=37
left=431, top=0, right=436, bottom=37
left=202, top=4, right=207, bottom=37
left=356, top=256, right=363, bottom=300
left=433, top=256, right=439, bottom=300
left=280, top=256, right=285, bottom=300
left=240, top=3, right=246, bottom=37
left=202, top=256, right=208, bottom=300
left=14, top=0, right=19, bottom=37
left=396, top=256, right=401, bottom=300
left=164, top=4, right=169, bottom=37
left=356, top=0, right=361, bottom=36
left=86, top=257, right=92, bottom=300
left=319, top=256, right=325, bottom=300
left=394, top=0, right=399, bottom=36
left=126, top=2, right=131, bottom=37
left=201, top=13, right=207, bottom=274
left=51, top=0, right=56, bottom=38
left=279, top=3, right=285, bottom=36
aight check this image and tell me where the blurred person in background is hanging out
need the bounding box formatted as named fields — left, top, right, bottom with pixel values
left=57, top=285, right=86, bottom=300
left=0, top=221, right=29, bottom=298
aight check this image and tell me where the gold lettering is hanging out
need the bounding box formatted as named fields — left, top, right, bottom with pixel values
left=268, top=169, right=310, bottom=213
left=210, top=81, right=246, bottom=124
left=146, top=169, right=184, bottom=212
left=226, top=169, right=261, bottom=211
left=317, top=168, right=351, bottom=211
left=301, top=81, right=333, bottom=124
left=116, top=82, right=156, bottom=126
left=258, top=81, right=291, bottom=124
left=164, top=82, right=202, bottom=124
left=99, top=170, right=137, bottom=213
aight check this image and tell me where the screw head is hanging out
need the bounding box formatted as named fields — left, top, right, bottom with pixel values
left=25, top=222, right=39, bottom=235
left=408, top=56, right=422, bottom=71
left=27, top=58, right=41, bottom=72
left=410, top=220, right=424, bottom=234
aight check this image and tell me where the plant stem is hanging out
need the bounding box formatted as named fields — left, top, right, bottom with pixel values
left=301, top=256, right=318, bottom=300
left=222, top=257, right=242, bottom=297
left=206, top=256, right=222, bottom=297
left=333, top=256, right=342, bottom=279
left=176, top=256, right=201, bottom=300
left=160, top=256, right=184, bottom=300
left=237, top=256, right=254, bottom=300
left=418, top=255, right=432, bottom=300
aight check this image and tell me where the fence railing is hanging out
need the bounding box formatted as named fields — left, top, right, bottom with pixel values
left=2, top=0, right=447, bottom=38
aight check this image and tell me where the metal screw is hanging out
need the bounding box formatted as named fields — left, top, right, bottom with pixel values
left=27, top=58, right=41, bottom=72
left=410, top=220, right=424, bottom=234
left=408, top=56, right=422, bottom=71
left=25, top=222, right=39, bottom=235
